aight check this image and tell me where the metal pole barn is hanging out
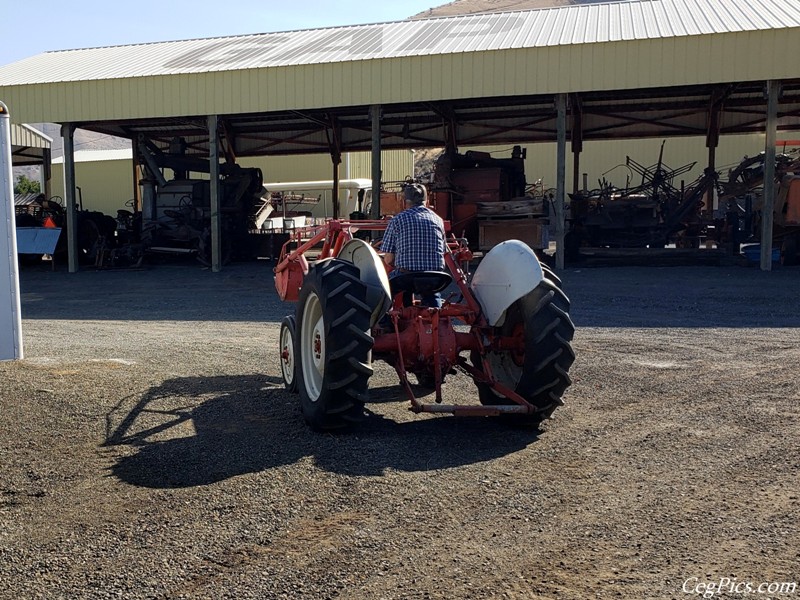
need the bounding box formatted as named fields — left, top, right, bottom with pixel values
left=0, top=101, right=23, bottom=360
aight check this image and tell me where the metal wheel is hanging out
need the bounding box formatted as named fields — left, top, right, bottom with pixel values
left=279, top=315, right=298, bottom=393
left=472, top=279, right=575, bottom=423
left=295, top=259, right=374, bottom=430
left=299, top=292, right=325, bottom=400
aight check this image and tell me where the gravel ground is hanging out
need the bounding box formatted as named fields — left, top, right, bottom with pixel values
left=1, top=260, right=799, bottom=599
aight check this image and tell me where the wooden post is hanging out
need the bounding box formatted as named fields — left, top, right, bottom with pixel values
left=760, top=81, right=779, bottom=271
left=61, top=123, right=79, bottom=273
left=42, top=148, right=52, bottom=200
left=555, top=94, right=567, bottom=270
left=131, top=139, right=141, bottom=213
left=208, top=115, right=222, bottom=272
left=370, top=105, right=382, bottom=219
left=332, top=153, right=341, bottom=219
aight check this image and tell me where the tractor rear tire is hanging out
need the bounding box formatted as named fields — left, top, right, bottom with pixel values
left=279, top=315, right=298, bottom=393
left=295, top=259, right=374, bottom=430
left=473, top=279, right=575, bottom=423
left=540, top=264, right=562, bottom=288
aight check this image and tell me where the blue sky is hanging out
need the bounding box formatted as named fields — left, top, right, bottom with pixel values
left=4, top=1, right=442, bottom=65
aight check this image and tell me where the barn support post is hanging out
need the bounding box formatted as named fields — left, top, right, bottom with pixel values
left=571, top=94, right=583, bottom=195
left=0, top=102, right=23, bottom=360
left=328, top=116, right=342, bottom=219
left=370, top=105, right=382, bottom=219
left=555, top=94, right=568, bottom=270
left=208, top=115, right=222, bottom=272
left=760, top=80, right=780, bottom=271
left=332, top=154, right=341, bottom=219
left=61, top=123, right=79, bottom=273
left=42, top=147, right=52, bottom=200
left=706, top=91, right=723, bottom=219
left=131, top=139, right=141, bottom=213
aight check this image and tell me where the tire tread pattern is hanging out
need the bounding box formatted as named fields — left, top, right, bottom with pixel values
left=296, top=260, right=374, bottom=430
left=475, top=271, right=576, bottom=424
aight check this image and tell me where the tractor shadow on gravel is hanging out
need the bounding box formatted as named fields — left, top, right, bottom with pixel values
left=105, top=374, right=540, bottom=488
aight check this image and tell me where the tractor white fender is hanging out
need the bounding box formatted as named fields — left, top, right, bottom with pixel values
left=338, top=238, right=392, bottom=327
left=470, top=240, right=544, bottom=326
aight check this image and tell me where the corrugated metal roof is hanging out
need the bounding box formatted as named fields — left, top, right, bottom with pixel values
left=0, top=0, right=797, bottom=86
left=10, top=124, right=51, bottom=148
left=14, top=193, right=44, bottom=206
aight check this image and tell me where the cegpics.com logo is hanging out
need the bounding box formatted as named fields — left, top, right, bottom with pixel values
left=684, top=577, right=797, bottom=598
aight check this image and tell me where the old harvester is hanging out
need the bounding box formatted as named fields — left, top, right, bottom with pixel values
left=274, top=219, right=575, bottom=430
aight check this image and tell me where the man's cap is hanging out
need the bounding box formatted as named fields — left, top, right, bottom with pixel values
left=404, top=183, right=426, bottom=205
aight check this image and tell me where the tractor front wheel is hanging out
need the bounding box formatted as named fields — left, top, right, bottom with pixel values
left=279, top=315, right=298, bottom=393
left=295, top=259, right=374, bottom=430
left=473, top=279, right=575, bottom=423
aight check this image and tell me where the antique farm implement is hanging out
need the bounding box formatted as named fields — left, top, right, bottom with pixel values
left=274, top=219, right=575, bottom=430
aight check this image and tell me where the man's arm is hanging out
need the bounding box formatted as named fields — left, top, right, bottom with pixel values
left=381, top=219, right=398, bottom=269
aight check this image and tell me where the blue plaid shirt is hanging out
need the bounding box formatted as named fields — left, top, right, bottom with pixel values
left=381, top=205, right=446, bottom=273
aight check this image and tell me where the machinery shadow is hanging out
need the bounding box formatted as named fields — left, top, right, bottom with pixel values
left=106, top=374, right=539, bottom=488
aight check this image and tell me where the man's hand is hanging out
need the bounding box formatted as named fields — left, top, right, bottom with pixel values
left=383, top=252, right=395, bottom=269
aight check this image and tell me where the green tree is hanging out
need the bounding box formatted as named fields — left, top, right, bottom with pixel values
left=14, top=174, right=41, bottom=195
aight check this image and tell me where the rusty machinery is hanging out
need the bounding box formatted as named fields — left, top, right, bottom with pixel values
left=427, top=146, right=551, bottom=257
left=565, top=142, right=720, bottom=257
left=136, top=136, right=265, bottom=265
left=717, top=149, right=800, bottom=264
left=273, top=218, right=575, bottom=431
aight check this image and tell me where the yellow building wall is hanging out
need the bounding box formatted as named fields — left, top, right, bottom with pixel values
left=49, top=149, right=414, bottom=216
left=51, top=158, right=135, bottom=215
left=239, top=149, right=414, bottom=183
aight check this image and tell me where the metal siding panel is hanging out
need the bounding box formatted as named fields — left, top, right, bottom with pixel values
left=328, top=63, right=341, bottom=107
left=272, top=66, right=285, bottom=109
left=442, top=55, right=457, bottom=102
left=456, top=53, right=472, bottom=96
left=462, top=52, right=488, bottom=96
left=212, top=73, right=225, bottom=114
left=570, top=45, right=584, bottom=91
left=419, top=59, right=433, bottom=102
left=400, top=57, right=413, bottom=102
left=662, top=37, right=679, bottom=88
left=386, top=59, right=403, bottom=103
left=501, top=51, right=518, bottom=95
left=309, top=65, right=321, bottom=108
left=339, top=62, right=353, bottom=110
left=695, top=35, right=713, bottom=83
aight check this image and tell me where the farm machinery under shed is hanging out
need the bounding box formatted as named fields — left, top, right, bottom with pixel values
left=273, top=218, right=575, bottom=430
left=565, top=143, right=719, bottom=256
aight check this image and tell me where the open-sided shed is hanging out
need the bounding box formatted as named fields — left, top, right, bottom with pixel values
left=1, top=0, right=798, bottom=271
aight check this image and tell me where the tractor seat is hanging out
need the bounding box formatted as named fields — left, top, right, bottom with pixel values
left=390, top=270, right=453, bottom=295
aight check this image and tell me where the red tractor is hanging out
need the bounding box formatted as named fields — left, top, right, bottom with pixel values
left=274, top=220, right=575, bottom=430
